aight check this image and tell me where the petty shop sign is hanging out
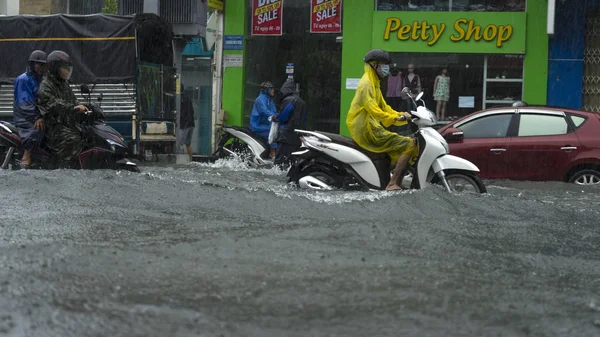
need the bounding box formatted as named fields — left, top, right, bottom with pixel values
left=311, top=0, right=342, bottom=33
left=252, top=0, right=283, bottom=36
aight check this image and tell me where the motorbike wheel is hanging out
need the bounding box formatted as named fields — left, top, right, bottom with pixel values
left=295, top=165, right=343, bottom=190
left=0, top=146, right=17, bottom=170
left=116, top=163, right=141, bottom=173
left=214, top=138, right=252, bottom=160
left=442, top=171, right=487, bottom=194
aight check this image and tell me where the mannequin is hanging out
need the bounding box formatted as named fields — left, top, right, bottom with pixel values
left=386, top=63, right=403, bottom=111
left=433, top=68, right=450, bottom=120
left=403, top=63, right=421, bottom=111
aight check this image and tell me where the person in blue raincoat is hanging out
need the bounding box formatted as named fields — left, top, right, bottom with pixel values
left=13, top=50, right=48, bottom=167
left=249, top=81, right=278, bottom=158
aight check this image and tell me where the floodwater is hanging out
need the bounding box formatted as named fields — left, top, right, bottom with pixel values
left=0, top=159, right=599, bottom=337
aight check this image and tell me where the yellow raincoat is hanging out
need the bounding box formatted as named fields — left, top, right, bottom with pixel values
left=346, top=64, right=417, bottom=164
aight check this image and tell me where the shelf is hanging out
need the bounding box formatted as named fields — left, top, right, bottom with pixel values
left=486, top=78, right=523, bottom=83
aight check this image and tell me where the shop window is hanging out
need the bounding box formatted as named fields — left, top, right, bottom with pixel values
left=517, top=115, right=569, bottom=137
left=386, top=53, right=484, bottom=119
left=483, top=55, right=524, bottom=109
left=375, top=0, right=525, bottom=12
left=244, top=2, right=342, bottom=133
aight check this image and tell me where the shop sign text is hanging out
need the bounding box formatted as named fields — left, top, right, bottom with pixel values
left=383, top=18, right=513, bottom=48
left=252, top=0, right=283, bottom=36
left=310, top=0, right=342, bottom=33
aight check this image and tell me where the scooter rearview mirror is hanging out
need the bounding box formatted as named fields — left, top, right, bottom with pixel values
left=80, top=84, right=90, bottom=94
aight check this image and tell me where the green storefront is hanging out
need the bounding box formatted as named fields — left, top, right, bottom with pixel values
left=221, top=0, right=548, bottom=137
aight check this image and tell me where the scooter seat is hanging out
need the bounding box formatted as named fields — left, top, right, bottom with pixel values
left=315, top=131, right=390, bottom=160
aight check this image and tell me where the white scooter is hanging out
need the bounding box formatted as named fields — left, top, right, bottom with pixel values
left=212, top=126, right=273, bottom=168
left=286, top=91, right=487, bottom=193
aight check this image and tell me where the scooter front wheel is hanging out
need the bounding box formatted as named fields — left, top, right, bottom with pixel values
left=443, top=171, right=487, bottom=194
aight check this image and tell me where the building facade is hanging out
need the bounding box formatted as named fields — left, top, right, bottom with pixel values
left=548, top=0, right=600, bottom=112
left=0, top=0, right=19, bottom=15
left=19, top=0, right=104, bottom=14
left=222, top=0, right=549, bottom=136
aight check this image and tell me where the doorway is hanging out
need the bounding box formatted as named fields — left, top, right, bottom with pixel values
left=182, top=57, right=213, bottom=155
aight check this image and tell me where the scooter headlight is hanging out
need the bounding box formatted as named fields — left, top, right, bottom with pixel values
left=429, top=110, right=438, bottom=124
left=426, top=128, right=449, bottom=153
left=107, top=138, right=126, bottom=152
left=107, top=139, right=125, bottom=147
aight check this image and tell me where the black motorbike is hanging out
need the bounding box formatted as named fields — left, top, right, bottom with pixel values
left=0, top=85, right=139, bottom=172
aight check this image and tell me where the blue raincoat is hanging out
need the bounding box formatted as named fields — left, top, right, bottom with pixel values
left=13, top=71, right=43, bottom=151
left=249, top=89, right=278, bottom=149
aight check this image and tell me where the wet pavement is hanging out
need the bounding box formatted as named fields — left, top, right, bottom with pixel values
left=1, top=159, right=599, bottom=337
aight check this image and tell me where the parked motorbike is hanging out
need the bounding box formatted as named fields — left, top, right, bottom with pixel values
left=286, top=90, right=487, bottom=193
left=212, top=125, right=273, bottom=168
left=0, top=85, right=139, bottom=172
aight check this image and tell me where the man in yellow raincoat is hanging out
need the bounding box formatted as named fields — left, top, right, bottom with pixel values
left=346, top=49, right=418, bottom=191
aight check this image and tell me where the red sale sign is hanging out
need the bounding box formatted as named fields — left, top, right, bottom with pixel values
left=310, top=0, right=342, bottom=33
left=251, top=0, right=283, bottom=36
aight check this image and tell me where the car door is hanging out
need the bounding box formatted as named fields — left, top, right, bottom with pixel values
left=450, top=110, right=516, bottom=179
left=506, top=109, right=581, bottom=181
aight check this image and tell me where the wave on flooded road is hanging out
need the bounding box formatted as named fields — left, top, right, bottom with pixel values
left=0, top=157, right=599, bottom=337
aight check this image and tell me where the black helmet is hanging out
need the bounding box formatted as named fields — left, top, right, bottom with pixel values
left=260, top=81, right=274, bottom=90
left=512, top=100, right=528, bottom=107
left=364, top=49, right=392, bottom=65
left=47, top=50, right=73, bottom=77
left=28, top=50, right=47, bottom=64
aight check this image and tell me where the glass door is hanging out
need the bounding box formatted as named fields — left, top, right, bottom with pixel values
left=182, top=57, right=213, bottom=155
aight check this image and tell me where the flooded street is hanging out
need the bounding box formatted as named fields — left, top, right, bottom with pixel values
left=1, top=160, right=599, bottom=337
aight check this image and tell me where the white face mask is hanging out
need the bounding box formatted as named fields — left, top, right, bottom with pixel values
left=378, top=64, right=390, bottom=77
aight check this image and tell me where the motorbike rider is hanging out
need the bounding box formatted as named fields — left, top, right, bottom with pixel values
left=36, top=50, right=89, bottom=165
left=13, top=50, right=48, bottom=167
left=249, top=81, right=278, bottom=159
left=271, top=78, right=308, bottom=168
left=346, top=49, right=418, bottom=191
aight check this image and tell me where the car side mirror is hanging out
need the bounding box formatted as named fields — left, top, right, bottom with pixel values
left=443, top=127, right=464, bottom=142
left=80, top=84, right=90, bottom=94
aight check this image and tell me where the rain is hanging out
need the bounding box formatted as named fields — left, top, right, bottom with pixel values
left=1, top=0, right=600, bottom=336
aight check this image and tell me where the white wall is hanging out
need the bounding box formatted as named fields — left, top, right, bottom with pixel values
left=0, top=0, right=19, bottom=15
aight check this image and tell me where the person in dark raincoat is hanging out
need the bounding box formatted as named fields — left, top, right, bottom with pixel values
left=249, top=81, right=278, bottom=158
left=13, top=50, right=48, bottom=167
left=37, top=50, right=89, bottom=165
left=271, top=78, right=307, bottom=168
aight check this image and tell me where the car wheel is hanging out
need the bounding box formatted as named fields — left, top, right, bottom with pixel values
left=568, top=169, right=600, bottom=185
